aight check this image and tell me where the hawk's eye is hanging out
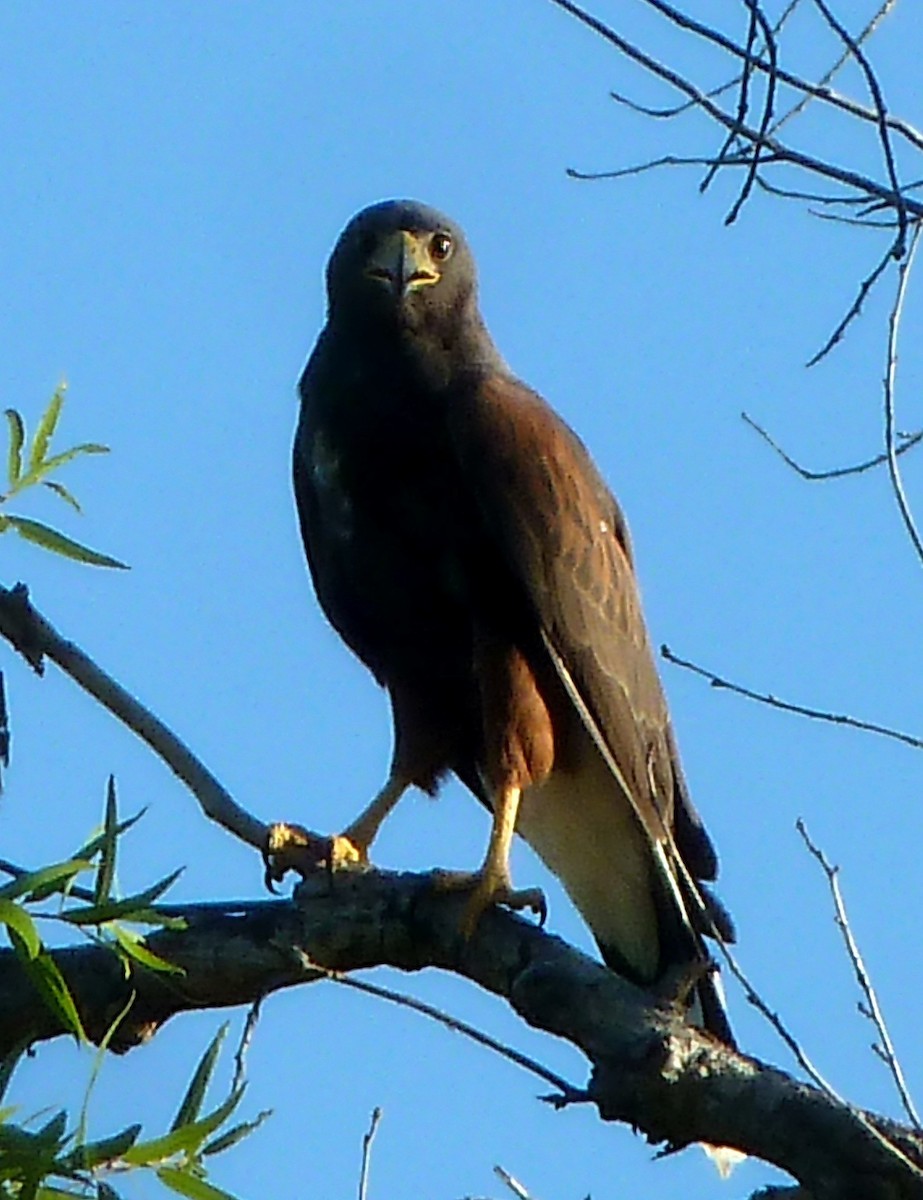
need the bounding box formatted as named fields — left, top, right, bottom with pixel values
left=430, top=232, right=453, bottom=262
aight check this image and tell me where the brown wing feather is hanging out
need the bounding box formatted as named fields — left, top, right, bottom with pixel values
left=451, top=376, right=681, bottom=838
left=449, top=374, right=733, bottom=1021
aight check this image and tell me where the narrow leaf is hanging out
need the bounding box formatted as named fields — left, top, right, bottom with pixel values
left=202, top=1110, right=271, bottom=1157
left=9, top=931, right=87, bottom=1042
left=39, top=444, right=110, bottom=474
left=62, top=867, right=183, bottom=926
left=0, top=859, right=92, bottom=902
left=75, top=808, right=147, bottom=861
left=111, top=925, right=183, bottom=975
left=123, top=1088, right=244, bottom=1166
left=94, top=777, right=118, bottom=905
left=29, top=385, right=65, bottom=471
left=42, top=481, right=82, bottom=513
left=5, top=410, right=24, bottom=488
left=171, top=1026, right=228, bottom=1133
left=156, top=1167, right=242, bottom=1200
left=5, top=516, right=128, bottom=569
left=0, top=898, right=42, bottom=958
left=58, top=1124, right=141, bottom=1171
left=34, top=1110, right=67, bottom=1149
left=110, top=907, right=187, bottom=930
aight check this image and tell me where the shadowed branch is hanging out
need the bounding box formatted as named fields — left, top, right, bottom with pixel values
left=1, top=869, right=922, bottom=1197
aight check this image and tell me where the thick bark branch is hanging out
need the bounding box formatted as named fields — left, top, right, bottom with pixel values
left=2, top=869, right=921, bottom=1199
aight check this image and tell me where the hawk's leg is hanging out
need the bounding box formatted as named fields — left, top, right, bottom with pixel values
left=264, top=772, right=409, bottom=887
left=433, top=784, right=547, bottom=936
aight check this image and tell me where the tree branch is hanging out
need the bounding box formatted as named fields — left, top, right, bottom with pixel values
left=3, top=869, right=922, bottom=1198
left=0, top=583, right=268, bottom=850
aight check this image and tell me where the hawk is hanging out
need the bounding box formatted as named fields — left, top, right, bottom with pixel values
left=271, top=199, right=735, bottom=1042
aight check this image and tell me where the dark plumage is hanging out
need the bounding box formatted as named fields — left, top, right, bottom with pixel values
left=280, top=199, right=735, bottom=1043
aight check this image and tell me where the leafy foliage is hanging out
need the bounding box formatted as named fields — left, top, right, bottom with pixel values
left=0, top=784, right=269, bottom=1198
left=0, top=385, right=126, bottom=569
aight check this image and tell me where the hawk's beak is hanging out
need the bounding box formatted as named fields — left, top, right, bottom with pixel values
left=364, top=230, right=440, bottom=296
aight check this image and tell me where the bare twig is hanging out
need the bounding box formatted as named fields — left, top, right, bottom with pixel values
left=771, top=1, right=898, bottom=135
left=884, top=222, right=923, bottom=566
left=322, top=968, right=583, bottom=1101
left=493, top=1165, right=536, bottom=1199
left=722, top=1, right=777, bottom=226
left=553, top=0, right=920, bottom=355
left=809, top=0, right=907, bottom=259
left=552, top=0, right=923, bottom=217
left=806, top=241, right=896, bottom=366
left=358, top=1107, right=382, bottom=1200
left=661, top=644, right=923, bottom=751
left=232, top=998, right=263, bottom=1093
left=568, top=151, right=763, bottom=182
left=797, top=820, right=921, bottom=1132
left=0, top=583, right=268, bottom=850
left=742, top=411, right=923, bottom=481
left=636, top=0, right=923, bottom=152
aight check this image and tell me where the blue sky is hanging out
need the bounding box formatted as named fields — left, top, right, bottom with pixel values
left=1, top=3, right=921, bottom=1196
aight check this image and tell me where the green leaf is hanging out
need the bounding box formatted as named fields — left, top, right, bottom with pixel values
left=0, top=898, right=42, bottom=958
left=112, top=907, right=187, bottom=930
left=74, top=808, right=147, bottom=862
left=62, top=867, right=183, bottom=926
left=34, top=1110, right=67, bottom=1149
left=4, top=516, right=128, bottom=570
left=29, top=385, right=65, bottom=472
left=122, top=1088, right=244, bottom=1166
left=171, top=1026, right=227, bottom=1133
left=0, top=859, right=92, bottom=903
left=94, top=777, right=118, bottom=906
left=5, top=410, right=24, bottom=488
left=58, top=1124, right=141, bottom=1171
left=8, top=930, right=86, bottom=1042
left=202, top=1110, right=271, bottom=1157
left=39, top=444, right=110, bottom=475
left=156, top=1167, right=242, bottom=1200
left=111, top=925, right=183, bottom=975
left=42, top=481, right=82, bottom=513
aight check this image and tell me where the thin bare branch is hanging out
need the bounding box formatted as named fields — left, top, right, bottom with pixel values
left=798, top=820, right=921, bottom=1132
left=568, top=151, right=760, bottom=182
left=809, top=0, right=907, bottom=260
left=661, top=643, right=923, bottom=751
left=0, top=583, right=268, bottom=850
left=322, top=968, right=583, bottom=1101
left=884, top=222, right=923, bottom=565
left=771, top=0, right=899, bottom=135
left=358, top=1107, right=382, bottom=1200
left=494, top=1166, right=537, bottom=1199
left=552, top=0, right=923, bottom=224
left=742, top=411, right=923, bottom=481
left=232, top=998, right=263, bottom=1094
left=722, top=1, right=778, bottom=226
left=806, top=241, right=896, bottom=366
left=635, top=0, right=923, bottom=152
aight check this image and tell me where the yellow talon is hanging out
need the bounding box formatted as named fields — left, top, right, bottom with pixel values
left=432, top=867, right=547, bottom=938
left=263, top=821, right=366, bottom=890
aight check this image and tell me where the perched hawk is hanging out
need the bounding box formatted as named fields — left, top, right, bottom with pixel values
left=273, top=199, right=735, bottom=1043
